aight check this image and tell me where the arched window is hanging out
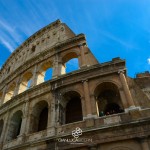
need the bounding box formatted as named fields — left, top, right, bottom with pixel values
left=19, top=72, right=33, bottom=94
left=0, top=119, right=4, bottom=138
left=60, top=91, right=83, bottom=124
left=62, top=52, right=79, bottom=74
left=37, top=62, right=53, bottom=85
left=95, top=82, right=124, bottom=117
left=38, top=107, right=48, bottom=131
left=65, top=58, right=79, bottom=73
left=4, top=83, right=16, bottom=103
left=44, top=68, right=53, bottom=81
left=7, top=110, right=22, bottom=141
left=30, top=101, right=48, bottom=133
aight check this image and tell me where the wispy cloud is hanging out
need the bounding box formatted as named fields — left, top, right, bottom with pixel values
left=0, top=20, right=14, bottom=33
left=98, top=29, right=137, bottom=50
left=0, top=37, right=14, bottom=52
left=0, top=20, right=22, bottom=52
left=147, top=58, right=150, bottom=65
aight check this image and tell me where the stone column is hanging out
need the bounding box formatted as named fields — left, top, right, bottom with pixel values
left=79, top=44, right=86, bottom=67
left=90, top=94, right=98, bottom=117
left=140, top=137, right=150, bottom=150
left=82, top=80, right=92, bottom=117
left=47, top=106, right=53, bottom=127
left=53, top=60, right=58, bottom=78
left=26, top=113, right=33, bottom=134
left=1, top=87, right=7, bottom=104
left=0, top=90, right=4, bottom=106
left=20, top=101, right=29, bottom=135
left=47, top=98, right=56, bottom=136
left=1, top=111, right=10, bottom=142
left=31, top=65, right=38, bottom=87
left=118, top=70, right=135, bottom=108
left=13, top=76, right=21, bottom=96
left=119, top=89, right=128, bottom=109
left=53, top=92, right=61, bottom=125
left=52, top=54, right=62, bottom=78
left=80, top=96, right=86, bottom=118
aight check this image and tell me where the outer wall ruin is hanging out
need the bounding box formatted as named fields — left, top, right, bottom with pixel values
left=0, top=20, right=150, bottom=150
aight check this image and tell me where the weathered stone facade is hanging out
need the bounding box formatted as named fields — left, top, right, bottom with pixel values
left=0, top=20, right=150, bottom=150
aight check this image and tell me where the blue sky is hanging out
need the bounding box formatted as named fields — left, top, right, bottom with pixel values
left=0, top=0, right=150, bottom=77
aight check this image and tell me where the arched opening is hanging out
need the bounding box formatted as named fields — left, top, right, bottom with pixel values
left=62, top=52, right=79, bottom=74
left=37, top=62, right=53, bottom=85
left=7, top=110, right=22, bottom=141
left=30, top=101, right=48, bottom=133
left=95, top=82, right=124, bottom=117
left=65, top=58, right=79, bottom=73
left=60, top=91, right=83, bottom=124
left=4, top=83, right=16, bottom=103
left=44, top=68, right=53, bottom=81
left=19, top=72, right=33, bottom=93
left=0, top=119, right=4, bottom=138
left=38, top=107, right=48, bottom=131
left=104, top=103, right=122, bottom=115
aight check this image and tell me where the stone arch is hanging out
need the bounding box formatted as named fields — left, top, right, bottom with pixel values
left=30, top=100, right=49, bottom=133
left=0, top=119, right=4, bottom=138
left=94, top=82, right=124, bottom=116
left=18, top=72, right=33, bottom=94
left=60, top=91, right=83, bottom=124
left=61, top=52, right=79, bottom=74
left=4, top=82, right=16, bottom=103
left=37, top=61, right=53, bottom=84
left=7, top=110, right=23, bottom=141
left=92, top=79, right=122, bottom=95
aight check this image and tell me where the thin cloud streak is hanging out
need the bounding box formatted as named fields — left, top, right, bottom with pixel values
left=0, top=20, right=24, bottom=52
left=0, top=37, right=14, bottom=52
left=98, top=29, right=136, bottom=50
left=0, top=20, right=14, bottom=33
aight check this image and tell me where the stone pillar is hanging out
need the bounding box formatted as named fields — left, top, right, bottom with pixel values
left=118, top=70, right=135, bottom=108
left=47, top=106, right=52, bottom=127
left=119, top=89, right=128, bottom=109
left=90, top=94, right=98, bottom=117
left=80, top=96, right=86, bottom=118
left=79, top=44, right=86, bottom=67
left=82, top=80, right=92, bottom=118
left=31, top=65, right=38, bottom=87
left=1, top=87, right=7, bottom=104
left=20, top=101, right=29, bottom=135
left=54, top=92, right=61, bottom=125
left=1, top=111, right=10, bottom=142
left=52, top=54, right=62, bottom=78
left=13, top=77, right=21, bottom=96
left=53, top=60, right=58, bottom=78
left=0, top=89, right=4, bottom=106
left=26, top=113, right=33, bottom=134
left=140, top=137, right=150, bottom=150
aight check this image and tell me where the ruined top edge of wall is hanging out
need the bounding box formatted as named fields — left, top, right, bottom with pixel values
left=0, top=20, right=75, bottom=77
left=136, top=71, right=150, bottom=78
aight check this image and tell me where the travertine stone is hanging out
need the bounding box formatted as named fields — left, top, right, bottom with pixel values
left=0, top=20, right=150, bottom=150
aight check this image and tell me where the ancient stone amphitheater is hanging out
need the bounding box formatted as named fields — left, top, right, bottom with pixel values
left=0, top=20, right=150, bottom=150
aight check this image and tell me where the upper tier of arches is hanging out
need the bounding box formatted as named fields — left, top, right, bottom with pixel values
left=0, top=19, right=76, bottom=82
left=0, top=20, right=99, bottom=105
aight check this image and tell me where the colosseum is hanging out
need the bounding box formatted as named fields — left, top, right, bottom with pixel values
left=0, top=20, right=150, bottom=150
